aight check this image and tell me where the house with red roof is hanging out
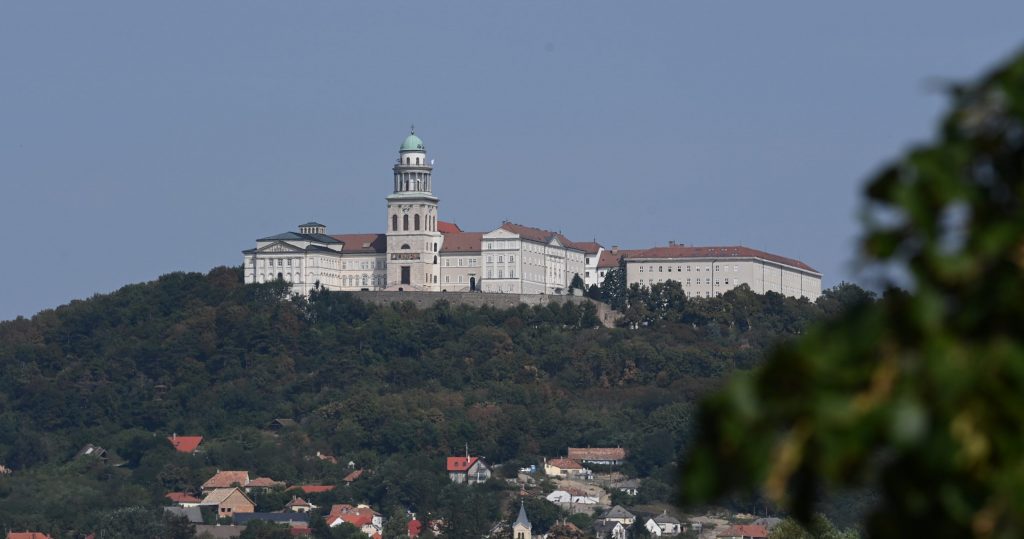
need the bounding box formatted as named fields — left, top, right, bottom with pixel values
left=6, top=533, right=54, bottom=539
left=543, top=457, right=591, bottom=478
left=446, top=454, right=491, bottom=485
left=167, top=434, right=203, bottom=453
left=165, top=491, right=202, bottom=507
left=568, top=447, right=627, bottom=466
left=480, top=222, right=588, bottom=295
left=325, top=504, right=383, bottom=537
left=407, top=519, right=423, bottom=538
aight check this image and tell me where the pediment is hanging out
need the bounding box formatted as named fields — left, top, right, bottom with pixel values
left=483, top=227, right=518, bottom=239
left=256, top=241, right=304, bottom=254
left=547, top=236, right=564, bottom=248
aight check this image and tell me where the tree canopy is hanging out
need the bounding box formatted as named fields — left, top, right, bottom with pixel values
left=682, top=48, right=1024, bottom=538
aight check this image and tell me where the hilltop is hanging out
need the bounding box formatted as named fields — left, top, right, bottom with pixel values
left=0, top=267, right=869, bottom=536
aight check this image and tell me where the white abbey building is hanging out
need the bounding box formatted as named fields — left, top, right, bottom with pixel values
left=243, top=130, right=822, bottom=300
left=243, top=131, right=590, bottom=296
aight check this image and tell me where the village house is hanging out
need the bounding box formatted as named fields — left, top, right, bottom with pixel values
left=201, top=470, right=283, bottom=493
left=651, top=512, right=683, bottom=536
left=199, top=487, right=256, bottom=518
left=601, top=505, right=636, bottom=526
left=266, top=418, right=299, bottom=431
left=289, top=485, right=336, bottom=495
left=167, top=434, right=203, bottom=454
left=593, top=520, right=627, bottom=539
left=545, top=489, right=600, bottom=506
left=344, top=469, right=365, bottom=484
left=325, top=504, right=383, bottom=538
left=6, top=533, right=54, bottom=539
left=716, top=524, right=769, bottom=539
left=165, top=492, right=202, bottom=507
left=446, top=455, right=491, bottom=485
left=286, top=496, right=315, bottom=512
left=233, top=512, right=310, bottom=528
left=610, top=478, right=640, bottom=496
left=543, top=457, right=591, bottom=479
left=567, top=447, right=627, bottom=466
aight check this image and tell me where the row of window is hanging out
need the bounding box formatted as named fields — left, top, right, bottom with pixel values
left=486, top=268, right=517, bottom=279
left=485, top=255, right=515, bottom=264
left=391, top=213, right=437, bottom=232
left=443, top=257, right=479, bottom=267
left=638, top=277, right=736, bottom=286
left=638, top=264, right=741, bottom=273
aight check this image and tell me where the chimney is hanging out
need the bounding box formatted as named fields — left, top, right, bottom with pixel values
left=611, top=245, right=619, bottom=254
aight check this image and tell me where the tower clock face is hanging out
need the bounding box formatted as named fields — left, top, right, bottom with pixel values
left=401, top=206, right=410, bottom=213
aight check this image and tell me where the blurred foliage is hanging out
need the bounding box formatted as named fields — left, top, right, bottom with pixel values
left=682, top=49, right=1024, bottom=538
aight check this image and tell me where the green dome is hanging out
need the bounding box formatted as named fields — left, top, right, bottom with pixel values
left=400, top=133, right=425, bottom=152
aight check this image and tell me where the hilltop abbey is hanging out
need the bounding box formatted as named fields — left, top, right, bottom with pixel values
left=243, top=130, right=822, bottom=300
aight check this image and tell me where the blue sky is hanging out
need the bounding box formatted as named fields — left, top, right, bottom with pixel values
left=1, top=2, right=1022, bottom=320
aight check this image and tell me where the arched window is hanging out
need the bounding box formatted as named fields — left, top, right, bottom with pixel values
left=416, top=157, right=420, bottom=165
left=401, top=244, right=410, bottom=250
left=414, top=214, right=420, bottom=230
left=433, top=255, right=438, bottom=264
left=392, top=215, right=398, bottom=231
left=403, top=214, right=409, bottom=231
left=433, top=242, right=438, bottom=251
left=405, top=157, right=410, bottom=165
left=362, top=274, right=368, bottom=286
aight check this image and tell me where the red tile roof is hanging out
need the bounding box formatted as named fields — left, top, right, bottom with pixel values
left=573, top=241, right=603, bottom=255
left=286, top=496, right=311, bottom=508
left=438, top=221, right=463, bottom=234
left=325, top=504, right=378, bottom=528
left=440, top=232, right=483, bottom=253
left=290, top=527, right=312, bottom=537
left=165, top=492, right=202, bottom=504
left=331, top=233, right=387, bottom=254
left=626, top=245, right=819, bottom=273
left=596, top=245, right=818, bottom=273
left=567, top=447, right=627, bottom=461
left=716, top=524, right=769, bottom=538
left=546, top=458, right=584, bottom=470
left=499, top=222, right=585, bottom=251
left=289, top=485, right=336, bottom=494
left=202, top=470, right=250, bottom=490
left=168, top=435, right=203, bottom=453
left=446, top=456, right=479, bottom=472
left=408, top=519, right=423, bottom=538
left=7, top=533, right=54, bottom=539
left=246, top=476, right=284, bottom=488
left=343, top=469, right=364, bottom=483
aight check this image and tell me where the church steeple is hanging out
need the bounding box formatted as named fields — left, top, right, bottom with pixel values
left=513, top=502, right=532, bottom=539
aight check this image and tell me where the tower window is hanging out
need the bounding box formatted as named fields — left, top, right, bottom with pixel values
left=415, top=214, right=421, bottom=230
left=403, top=215, right=409, bottom=231
left=416, top=157, right=421, bottom=164
left=392, top=215, right=398, bottom=231
left=405, top=157, right=410, bottom=165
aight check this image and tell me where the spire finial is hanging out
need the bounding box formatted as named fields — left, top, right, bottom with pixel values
left=411, top=123, right=415, bottom=134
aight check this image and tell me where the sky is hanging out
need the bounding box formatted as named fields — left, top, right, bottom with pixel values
left=1, top=2, right=1023, bottom=321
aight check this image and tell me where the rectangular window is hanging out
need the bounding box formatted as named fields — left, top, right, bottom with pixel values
left=686, top=278, right=691, bottom=285
left=509, top=255, right=514, bottom=263
left=510, top=269, right=515, bottom=278
left=706, top=277, right=711, bottom=285
left=446, top=275, right=450, bottom=283
left=498, top=255, right=503, bottom=263
left=639, top=266, right=644, bottom=273
left=486, top=256, right=492, bottom=263
left=498, top=269, right=504, bottom=278
left=686, top=265, right=691, bottom=272
left=658, top=266, right=663, bottom=272
left=715, top=265, right=720, bottom=271
left=487, top=269, right=493, bottom=278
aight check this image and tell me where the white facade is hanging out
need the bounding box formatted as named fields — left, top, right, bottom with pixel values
left=480, top=224, right=586, bottom=294
left=624, top=246, right=822, bottom=301
left=242, top=132, right=822, bottom=301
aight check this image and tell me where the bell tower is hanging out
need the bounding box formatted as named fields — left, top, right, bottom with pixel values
left=386, top=126, right=442, bottom=291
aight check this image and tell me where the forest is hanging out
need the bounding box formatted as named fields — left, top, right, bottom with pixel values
left=0, top=266, right=872, bottom=537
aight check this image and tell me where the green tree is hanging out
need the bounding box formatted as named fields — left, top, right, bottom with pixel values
left=239, top=520, right=294, bottom=539
left=768, top=515, right=859, bottom=539
left=382, top=508, right=411, bottom=539
left=94, top=506, right=195, bottom=539
left=682, top=49, right=1024, bottom=537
